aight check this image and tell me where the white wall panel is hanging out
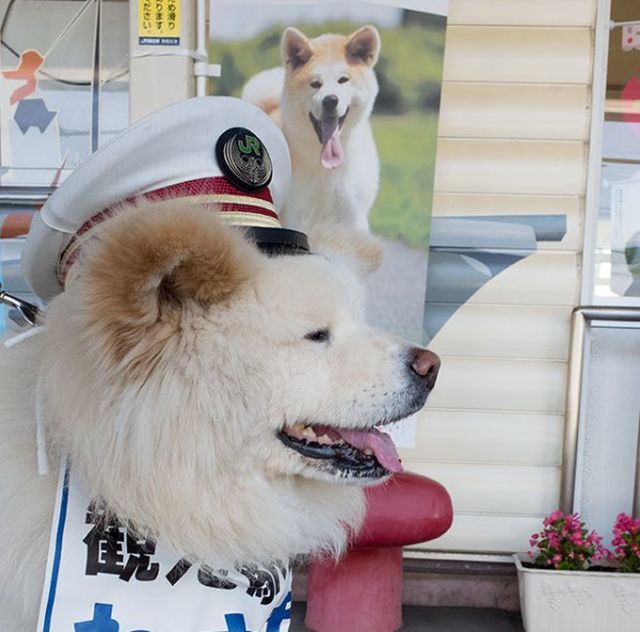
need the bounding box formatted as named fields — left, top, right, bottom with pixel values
left=448, top=1, right=597, bottom=27
left=432, top=193, right=582, bottom=251
left=425, top=357, right=567, bottom=414
left=401, top=410, right=564, bottom=466
left=409, top=463, right=560, bottom=516
left=443, top=26, right=592, bottom=84
left=425, top=305, right=571, bottom=360
left=435, top=139, right=587, bottom=196
left=463, top=252, right=579, bottom=308
left=406, top=0, right=596, bottom=554
left=418, top=515, right=547, bottom=554
left=439, top=83, right=590, bottom=140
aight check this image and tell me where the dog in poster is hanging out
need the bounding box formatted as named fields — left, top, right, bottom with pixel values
left=243, top=25, right=381, bottom=232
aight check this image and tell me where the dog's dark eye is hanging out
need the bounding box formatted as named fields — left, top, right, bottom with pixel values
left=305, top=328, right=331, bottom=343
left=338, top=76, right=350, bottom=84
left=310, top=79, right=322, bottom=89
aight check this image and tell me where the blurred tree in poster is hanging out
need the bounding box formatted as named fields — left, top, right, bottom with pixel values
left=210, top=19, right=445, bottom=115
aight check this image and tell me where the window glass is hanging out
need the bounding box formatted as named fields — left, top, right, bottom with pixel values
left=0, top=0, right=129, bottom=187
left=0, top=0, right=129, bottom=334
left=593, top=0, right=640, bottom=304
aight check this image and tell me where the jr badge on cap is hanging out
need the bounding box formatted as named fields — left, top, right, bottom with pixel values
left=216, top=127, right=273, bottom=191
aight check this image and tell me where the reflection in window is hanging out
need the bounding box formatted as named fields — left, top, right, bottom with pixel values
left=0, top=0, right=129, bottom=188
left=0, top=0, right=129, bottom=334
left=595, top=0, right=640, bottom=302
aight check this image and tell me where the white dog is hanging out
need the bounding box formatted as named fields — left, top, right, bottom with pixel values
left=0, top=200, right=439, bottom=629
left=242, top=25, right=381, bottom=233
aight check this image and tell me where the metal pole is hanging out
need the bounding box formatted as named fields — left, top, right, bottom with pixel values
left=634, top=414, right=640, bottom=518
left=580, top=0, right=612, bottom=304
left=560, top=309, right=586, bottom=513
left=195, top=0, right=207, bottom=97
left=90, top=0, right=102, bottom=153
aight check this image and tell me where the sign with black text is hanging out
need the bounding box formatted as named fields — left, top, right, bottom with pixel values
left=38, top=466, right=291, bottom=632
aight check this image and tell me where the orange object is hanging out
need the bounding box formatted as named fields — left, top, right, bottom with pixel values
left=3, top=49, right=45, bottom=105
left=1, top=212, right=34, bottom=238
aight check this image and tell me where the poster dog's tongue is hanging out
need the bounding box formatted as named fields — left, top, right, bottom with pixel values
left=320, top=118, right=344, bottom=169
left=338, top=428, right=403, bottom=473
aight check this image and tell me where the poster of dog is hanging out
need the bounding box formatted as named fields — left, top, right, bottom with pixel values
left=210, top=0, right=447, bottom=344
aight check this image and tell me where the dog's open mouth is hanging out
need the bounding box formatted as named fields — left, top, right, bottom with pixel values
left=309, top=110, right=349, bottom=170
left=278, top=422, right=399, bottom=479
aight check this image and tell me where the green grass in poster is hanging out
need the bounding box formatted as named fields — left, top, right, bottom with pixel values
left=370, top=113, right=438, bottom=249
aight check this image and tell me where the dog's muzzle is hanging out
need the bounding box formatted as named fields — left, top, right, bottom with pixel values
left=278, top=348, right=440, bottom=481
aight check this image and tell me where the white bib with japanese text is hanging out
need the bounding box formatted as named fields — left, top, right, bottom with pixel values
left=37, top=465, right=292, bottom=632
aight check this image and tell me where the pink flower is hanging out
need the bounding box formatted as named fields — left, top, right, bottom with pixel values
left=529, top=511, right=607, bottom=571
left=607, top=513, right=640, bottom=572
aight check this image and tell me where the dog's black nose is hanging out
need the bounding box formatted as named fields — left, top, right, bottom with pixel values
left=409, top=348, right=440, bottom=390
left=322, top=94, right=339, bottom=113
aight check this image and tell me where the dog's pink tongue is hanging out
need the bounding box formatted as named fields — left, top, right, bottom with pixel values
left=338, top=428, right=402, bottom=473
left=320, top=119, right=344, bottom=169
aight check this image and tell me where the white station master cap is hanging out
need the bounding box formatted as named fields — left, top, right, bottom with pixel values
left=22, top=96, right=301, bottom=303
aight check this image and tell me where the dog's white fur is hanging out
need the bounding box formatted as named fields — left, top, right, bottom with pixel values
left=0, top=200, right=425, bottom=629
left=242, top=26, right=381, bottom=233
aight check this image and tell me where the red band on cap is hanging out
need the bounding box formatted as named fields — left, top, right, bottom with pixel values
left=145, top=177, right=274, bottom=203
left=57, top=177, right=279, bottom=286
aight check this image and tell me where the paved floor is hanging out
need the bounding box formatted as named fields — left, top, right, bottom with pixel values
left=291, top=603, right=525, bottom=631
left=366, top=237, right=428, bottom=342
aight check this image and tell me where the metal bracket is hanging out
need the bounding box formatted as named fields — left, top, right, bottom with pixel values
left=635, top=414, right=640, bottom=518
left=0, top=284, right=43, bottom=327
left=193, top=61, right=221, bottom=78
left=561, top=306, right=640, bottom=513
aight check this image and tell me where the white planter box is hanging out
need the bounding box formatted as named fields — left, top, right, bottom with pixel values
left=514, top=554, right=640, bottom=632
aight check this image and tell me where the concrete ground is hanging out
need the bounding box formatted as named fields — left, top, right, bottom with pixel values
left=291, top=603, right=525, bottom=632
left=365, top=237, right=428, bottom=343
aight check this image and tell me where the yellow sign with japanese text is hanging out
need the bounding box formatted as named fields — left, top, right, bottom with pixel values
left=138, top=0, right=181, bottom=46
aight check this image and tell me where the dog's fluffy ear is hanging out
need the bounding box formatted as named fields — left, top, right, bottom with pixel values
left=308, top=224, right=383, bottom=279
left=282, top=27, right=314, bottom=69
left=346, top=25, right=381, bottom=67
left=83, top=200, right=256, bottom=360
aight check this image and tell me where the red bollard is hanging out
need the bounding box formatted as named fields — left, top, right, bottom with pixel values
left=305, top=472, right=453, bottom=632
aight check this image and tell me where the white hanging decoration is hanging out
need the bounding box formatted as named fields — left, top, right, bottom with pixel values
left=622, top=25, right=640, bottom=52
